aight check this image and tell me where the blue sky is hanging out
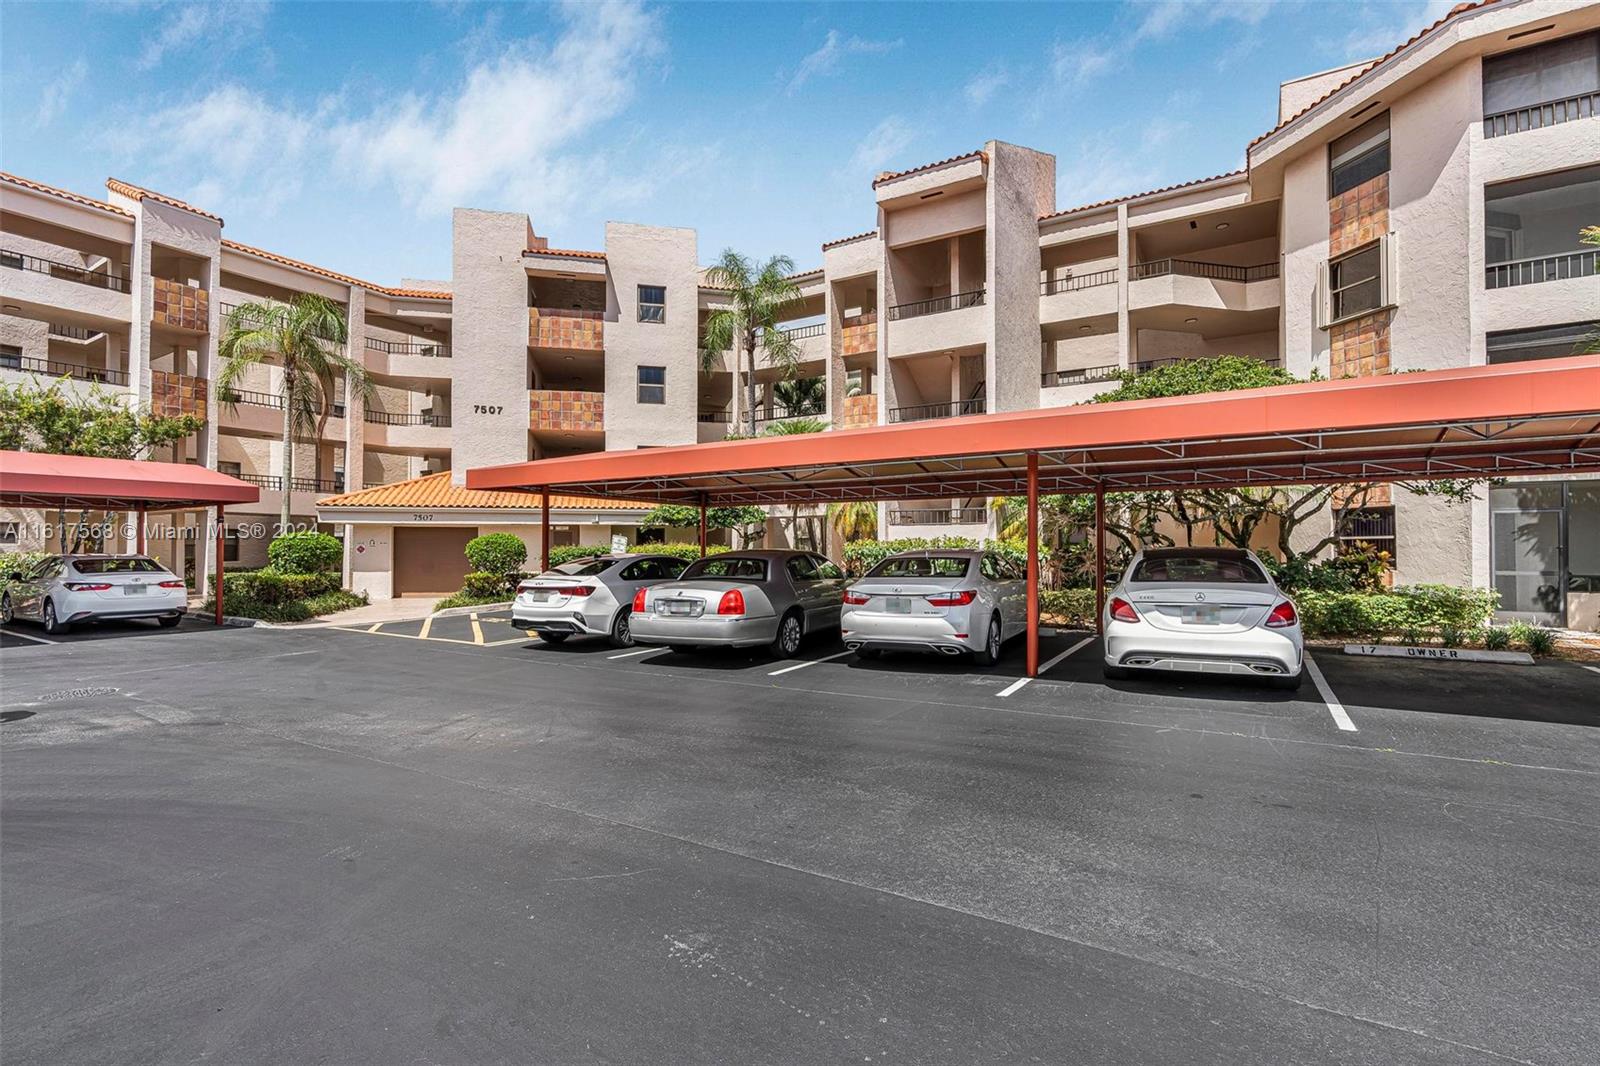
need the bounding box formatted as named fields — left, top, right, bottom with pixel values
left=1, top=0, right=1452, bottom=284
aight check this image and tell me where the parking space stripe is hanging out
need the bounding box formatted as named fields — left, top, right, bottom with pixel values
left=1583, top=665, right=1600, bottom=677
left=366, top=622, right=384, bottom=633
left=996, top=677, right=1031, bottom=697
left=1038, top=636, right=1095, bottom=676
left=608, top=647, right=657, bottom=660
left=1304, top=654, right=1356, bottom=732
left=0, top=627, right=58, bottom=646
left=768, top=650, right=852, bottom=676
left=470, top=614, right=485, bottom=645
left=418, top=614, right=434, bottom=640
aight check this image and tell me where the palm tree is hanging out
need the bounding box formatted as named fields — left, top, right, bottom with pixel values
left=699, top=250, right=804, bottom=437
left=827, top=500, right=877, bottom=542
left=218, top=294, right=370, bottom=530
left=773, top=375, right=824, bottom=416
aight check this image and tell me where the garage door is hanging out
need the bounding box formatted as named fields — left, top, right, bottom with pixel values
left=394, top=526, right=478, bottom=596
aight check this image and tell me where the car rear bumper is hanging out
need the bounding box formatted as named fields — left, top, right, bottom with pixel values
left=511, top=600, right=612, bottom=635
left=630, top=612, right=777, bottom=647
left=1104, top=622, right=1301, bottom=677
left=65, top=606, right=187, bottom=623
left=841, top=611, right=979, bottom=655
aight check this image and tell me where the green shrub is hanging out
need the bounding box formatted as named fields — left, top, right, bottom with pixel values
left=1295, top=585, right=1498, bottom=639
left=432, top=588, right=513, bottom=612
left=1439, top=625, right=1466, bottom=648
left=205, top=568, right=362, bottom=622
left=1483, top=627, right=1511, bottom=650
left=1266, top=549, right=1388, bottom=594
left=1400, top=626, right=1424, bottom=647
left=545, top=544, right=604, bottom=568
left=627, top=542, right=729, bottom=562
left=1039, top=588, right=1096, bottom=628
left=464, top=532, right=527, bottom=575
left=459, top=570, right=515, bottom=599
left=265, top=530, right=343, bottom=574
left=2, top=549, right=52, bottom=581
left=1523, top=627, right=1556, bottom=656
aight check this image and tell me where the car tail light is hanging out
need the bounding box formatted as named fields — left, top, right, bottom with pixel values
left=1265, top=600, right=1298, bottom=628
left=717, top=589, right=745, bottom=615
left=1108, top=596, right=1139, bottom=623
left=841, top=590, right=870, bottom=605
left=632, top=588, right=647, bottom=612
left=924, top=589, right=977, bottom=606
left=64, top=582, right=112, bottom=591
left=158, top=580, right=185, bottom=589
left=547, top=585, right=594, bottom=597
left=517, top=582, right=536, bottom=594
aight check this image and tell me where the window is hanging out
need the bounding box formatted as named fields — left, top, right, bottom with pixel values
left=979, top=555, right=1003, bottom=581
left=551, top=559, right=610, bottom=577
left=1484, top=164, right=1600, bottom=265
left=1483, top=30, right=1599, bottom=124
left=1327, top=240, right=1387, bottom=323
left=0, top=523, right=17, bottom=546
left=1335, top=506, right=1397, bottom=565
left=786, top=555, right=820, bottom=583
left=0, top=344, right=20, bottom=370
left=867, top=555, right=970, bottom=578
left=71, top=557, right=163, bottom=574
left=636, top=365, right=666, bottom=405
left=637, top=285, right=666, bottom=323
left=223, top=528, right=240, bottom=564
left=621, top=557, right=684, bottom=581
left=814, top=558, right=843, bottom=580
left=683, top=556, right=768, bottom=581
left=1486, top=321, right=1598, bottom=364
left=1129, top=553, right=1268, bottom=584
left=1329, top=111, right=1390, bottom=197
left=218, top=461, right=242, bottom=478
left=635, top=526, right=665, bottom=545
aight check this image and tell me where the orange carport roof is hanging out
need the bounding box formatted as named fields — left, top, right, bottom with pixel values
left=0, top=452, right=261, bottom=510
left=467, top=357, right=1600, bottom=505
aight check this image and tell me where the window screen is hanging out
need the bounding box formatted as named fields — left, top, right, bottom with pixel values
left=1483, top=30, right=1600, bottom=115
left=637, top=365, right=665, bottom=405
left=1330, top=242, right=1384, bottom=321
left=1329, top=112, right=1390, bottom=197
left=1484, top=164, right=1600, bottom=264
left=638, top=285, right=666, bottom=323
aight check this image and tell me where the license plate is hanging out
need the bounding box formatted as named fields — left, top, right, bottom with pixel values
left=1184, top=605, right=1221, bottom=624
left=531, top=590, right=552, bottom=602
left=887, top=596, right=913, bottom=614
left=124, top=585, right=146, bottom=596
left=663, top=600, right=698, bottom=616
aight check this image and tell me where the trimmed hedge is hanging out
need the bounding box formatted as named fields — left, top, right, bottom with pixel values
left=1040, top=588, right=1096, bottom=628
left=205, top=569, right=365, bottom=622
left=840, top=536, right=1051, bottom=578
left=1295, top=585, right=1498, bottom=638
left=266, top=531, right=343, bottom=574
left=628, top=542, right=729, bottom=562
left=465, top=532, right=527, bottom=575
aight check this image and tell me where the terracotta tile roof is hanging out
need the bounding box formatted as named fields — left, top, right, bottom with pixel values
left=0, top=171, right=134, bottom=218
left=222, top=239, right=451, bottom=300
left=821, top=229, right=877, bottom=250
left=383, top=287, right=453, bottom=300
left=1248, top=0, right=1503, bottom=151
left=1039, top=170, right=1247, bottom=223
left=872, top=150, right=986, bottom=188
left=106, top=177, right=223, bottom=223
left=317, top=471, right=651, bottom=511
left=525, top=247, right=606, bottom=260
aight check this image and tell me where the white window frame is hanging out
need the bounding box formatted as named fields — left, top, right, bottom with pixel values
left=1316, top=233, right=1397, bottom=329
left=637, top=285, right=666, bottom=324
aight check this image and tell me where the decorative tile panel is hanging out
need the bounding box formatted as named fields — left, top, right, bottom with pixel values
left=841, top=313, right=877, bottom=358
left=150, top=369, right=208, bottom=422
left=1328, top=172, right=1388, bottom=259
left=840, top=393, right=878, bottom=429
left=529, top=308, right=604, bottom=351
left=152, top=277, right=208, bottom=333
left=529, top=389, right=604, bottom=432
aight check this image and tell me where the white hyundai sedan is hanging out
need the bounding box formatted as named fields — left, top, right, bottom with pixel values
left=2, top=554, right=189, bottom=634
left=1102, top=547, right=1303, bottom=689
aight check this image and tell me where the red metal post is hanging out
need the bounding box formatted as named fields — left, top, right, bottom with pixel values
left=540, top=489, right=550, bottom=573
left=698, top=498, right=708, bottom=558
left=214, top=504, right=225, bottom=626
left=1094, top=484, right=1106, bottom=635
left=135, top=505, right=146, bottom=554
left=1026, top=450, right=1039, bottom=678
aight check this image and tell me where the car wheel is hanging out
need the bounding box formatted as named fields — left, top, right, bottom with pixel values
left=668, top=644, right=699, bottom=655
left=1103, top=664, right=1134, bottom=681
left=973, top=614, right=1002, bottom=666
left=1269, top=670, right=1303, bottom=692
left=157, top=615, right=182, bottom=629
left=538, top=631, right=570, bottom=644
left=42, top=599, right=68, bottom=635
left=770, top=611, right=803, bottom=658
left=608, top=608, right=634, bottom=648
left=0, top=593, right=12, bottom=625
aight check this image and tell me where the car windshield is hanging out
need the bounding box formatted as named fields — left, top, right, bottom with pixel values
left=549, top=559, right=612, bottom=577
left=1130, top=555, right=1267, bottom=583
left=71, top=557, right=165, bottom=574
left=867, top=555, right=971, bottom=578
left=682, top=557, right=768, bottom=581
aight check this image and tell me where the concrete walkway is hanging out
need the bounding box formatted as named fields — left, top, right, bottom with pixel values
left=302, top=596, right=441, bottom=627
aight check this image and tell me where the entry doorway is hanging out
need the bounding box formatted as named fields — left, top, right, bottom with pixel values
left=394, top=526, right=478, bottom=596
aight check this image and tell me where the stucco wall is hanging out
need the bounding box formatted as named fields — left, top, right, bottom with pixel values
left=450, top=208, right=533, bottom=484
left=602, top=223, right=700, bottom=450
left=985, top=141, right=1054, bottom=413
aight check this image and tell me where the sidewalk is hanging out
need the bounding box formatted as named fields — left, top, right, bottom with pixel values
left=300, top=597, right=441, bottom=627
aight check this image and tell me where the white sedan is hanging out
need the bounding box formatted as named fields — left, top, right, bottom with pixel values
left=840, top=549, right=1025, bottom=663
left=1102, top=547, right=1303, bottom=689
left=2, top=554, right=189, bottom=634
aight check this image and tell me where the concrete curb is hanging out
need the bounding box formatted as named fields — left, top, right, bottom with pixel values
left=1342, top=643, right=1535, bottom=665
left=432, top=601, right=512, bottom=618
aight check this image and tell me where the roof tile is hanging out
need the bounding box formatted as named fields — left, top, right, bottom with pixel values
left=525, top=247, right=606, bottom=260
left=872, top=150, right=986, bottom=188
left=0, top=172, right=133, bottom=218
left=821, top=229, right=877, bottom=250
left=1039, top=170, right=1247, bottom=223
left=317, top=471, right=649, bottom=511
left=106, top=177, right=224, bottom=223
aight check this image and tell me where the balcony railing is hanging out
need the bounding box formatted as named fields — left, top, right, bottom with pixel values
left=697, top=410, right=732, bottom=423
left=1042, top=268, right=1118, bottom=295
left=47, top=323, right=105, bottom=341
left=217, top=387, right=344, bottom=417
left=1483, top=91, right=1599, bottom=138
left=776, top=321, right=826, bottom=340
left=888, top=507, right=988, bottom=526
left=363, top=409, right=451, bottom=428
left=238, top=473, right=345, bottom=493
left=1044, top=355, right=1280, bottom=388
left=753, top=403, right=826, bottom=424
left=0, top=249, right=131, bottom=292
left=1130, top=259, right=1279, bottom=283
left=887, top=289, right=985, bottom=321
left=0, top=353, right=128, bottom=386
left=886, top=395, right=985, bottom=423
left=1485, top=250, right=1598, bottom=289
left=219, top=301, right=344, bottom=343
left=366, top=336, right=451, bottom=358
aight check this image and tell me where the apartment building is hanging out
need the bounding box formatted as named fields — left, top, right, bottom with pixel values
left=3, top=0, right=1597, bottom=621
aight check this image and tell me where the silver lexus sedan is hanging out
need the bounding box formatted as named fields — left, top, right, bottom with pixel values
left=840, top=549, right=1025, bottom=663
left=512, top=554, right=687, bottom=647
left=629, top=550, right=847, bottom=657
left=1102, top=547, right=1303, bottom=689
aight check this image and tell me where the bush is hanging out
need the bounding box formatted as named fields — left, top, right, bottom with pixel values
left=1483, top=627, right=1511, bottom=650
left=545, top=544, right=603, bottom=568
left=457, top=570, right=515, bottom=599
left=266, top=531, right=343, bottom=574
left=840, top=536, right=1052, bottom=579
left=1523, top=627, right=1556, bottom=656
left=1266, top=549, right=1388, bottom=594
left=464, top=532, right=527, bottom=575
left=205, top=568, right=362, bottom=622
left=1294, top=585, right=1498, bottom=639
left=433, top=588, right=513, bottom=612
left=628, top=542, right=729, bottom=562
left=1039, top=588, right=1096, bottom=628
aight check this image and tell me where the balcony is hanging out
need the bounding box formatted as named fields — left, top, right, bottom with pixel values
left=886, top=395, right=985, bottom=424
left=150, top=369, right=207, bottom=420
left=529, top=307, right=603, bottom=351
left=888, top=506, right=988, bottom=526
left=1130, top=260, right=1278, bottom=283
left=0, top=352, right=127, bottom=387
left=529, top=389, right=604, bottom=433
left=840, top=392, right=877, bottom=429
left=886, top=291, right=986, bottom=359
left=364, top=410, right=450, bottom=428
left=239, top=473, right=345, bottom=494
left=47, top=323, right=105, bottom=341
left=777, top=322, right=826, bottom=340
left=887, top=289, right=985, bottom=322
left=1485, top=250, right=1598, bottom=289
left=366, top=336, right=450, bottom=358
left=1040, top=268, right=1119, bottom=325
left=1044, top=355, right=1281, bottom=390
left=1483, top=91, right=1598, bottom=139
left=1128, top=259, right=1280, bottom=316
left=152, top=277, right=208, bottom=333
left=0, top=249, right=130, bottom=292
left=1041, top=268, right=1117, bottom=295
left=841, top=312, right=877, bottom=357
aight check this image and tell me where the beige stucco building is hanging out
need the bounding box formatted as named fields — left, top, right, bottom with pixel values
left=3, top=0, right=1597, bottom=621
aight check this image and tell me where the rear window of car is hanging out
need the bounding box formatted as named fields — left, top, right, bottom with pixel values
left=72, top=557, right=164, bottom=574
left=867, top=555, right=971, bottom=578
left=682, top=557, right=768, bottom=581
left=1130, top=555, right=1267, bottom=584
left=550, top=559, right=612, bottom=577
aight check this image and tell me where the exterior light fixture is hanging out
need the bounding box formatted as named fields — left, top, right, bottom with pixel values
left=1184, top=317, right=1199, bottom=324
left=1215, top=222, right=1230, bottom=231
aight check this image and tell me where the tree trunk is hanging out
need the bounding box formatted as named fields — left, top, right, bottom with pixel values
left=280, top=375, right=295, bottom=533
left=744, top=331, right=759, bottom=438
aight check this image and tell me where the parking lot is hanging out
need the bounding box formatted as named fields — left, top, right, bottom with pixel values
left=2, top=616, right=1597, bottom=1065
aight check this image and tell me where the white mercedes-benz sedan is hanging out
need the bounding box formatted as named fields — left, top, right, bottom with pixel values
left=2, top=554, right=188, bottom=634
left=1102, top=547, right=1303, bottom=689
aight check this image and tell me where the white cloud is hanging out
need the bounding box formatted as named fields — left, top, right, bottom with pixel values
left=786, top=29, right=902, bottom=94
left=137, top=2, right=271, bottom=71
left=963, top=66, right=1009, bottom=108
left=36, top=59, right=87, bottom=126
left=1050, top=40, right=1117, bottom=86
left=1339, top=0, right=1455, bottom=61
left=844, top=116, right=917, bottom=182
left=1133, top=0, right=1276, bottom=43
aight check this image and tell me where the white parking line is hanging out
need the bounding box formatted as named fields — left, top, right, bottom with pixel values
left=608, top=647, right=657, bottom=660
left=0, top=627, right=58, bottom=646
left=996, top=677, right=1031, bottom=698
left=1583, top=664, right=1600, bottom=677
left=1038, top=636, right=1096, bottom=676
left=1304, top=654, right=1356, bottom=731
left=768, top=650, right=852, bottom=676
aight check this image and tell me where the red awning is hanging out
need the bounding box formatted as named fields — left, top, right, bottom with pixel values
left=0, top=451, right=261, bottom=511
left=467, top=357, right=1600, bottom=504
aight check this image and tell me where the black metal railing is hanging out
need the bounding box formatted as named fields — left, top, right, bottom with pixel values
left=1130, top=259, right=1279, bottom=283
left=752, top=403, right=826, bottom=423
left=888, top=507, right=989, bottom=526
left=0, top=249, right=131, bottom=292
left=219, top=301, right=345, bottom=342
left=886, top=395, right=986, bottom=423
left=697, top=410, right=732, bottom=423
left=0, top=353, right=128, bottom=385
left=47, top=323, right=104, bottom=341
left=1041, top=268, right=1118, bottom=295
left=238, top=473, right=345, bottom=493
left=887, top=289, right=985, bottom=321
left=218, top=386, right=282, bottom=408
left=1044, top=355, right=1281, bottom=388
left=366, top=336, right=451, bottom=357
left=1485, top=250, right=1598, bottom=289
left=363, top=409, right=451, bottom=427
left=1483, top=91, right=1599, bottom=138
left=776, top=321, right=826, bottom=340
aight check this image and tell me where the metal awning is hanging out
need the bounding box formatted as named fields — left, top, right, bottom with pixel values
left=0, top=451, right=260, bottom=511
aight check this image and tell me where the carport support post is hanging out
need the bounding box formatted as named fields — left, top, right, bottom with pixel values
left=540, top=489, right=550, bottom=573
left=1026, top=450, right=1039, bottom=679
left=1094, top=484, right=1106, bottom=635
left=213, top=504, right=225, bottom=626
left=135, top=505, right=146, bottom=554
left=698, top=497, right=707, bottom=558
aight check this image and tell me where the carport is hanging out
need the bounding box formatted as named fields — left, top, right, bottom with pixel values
left=0, top=450, right=261, bottom=624
left=467, top=356, right=1600, bottom=676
